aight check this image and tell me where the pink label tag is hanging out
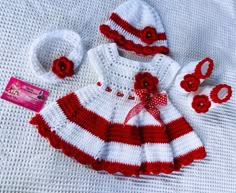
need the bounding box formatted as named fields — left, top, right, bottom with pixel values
left=1, top=77, right=49, bottom=112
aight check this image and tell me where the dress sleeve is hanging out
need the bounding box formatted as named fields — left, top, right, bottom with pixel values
left=87, top=45, right=106, bottom=79
left=154, top=55, right=181, bottom=91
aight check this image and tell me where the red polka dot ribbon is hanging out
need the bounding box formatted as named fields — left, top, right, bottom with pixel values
left=124, top=89, right=167, bottom=125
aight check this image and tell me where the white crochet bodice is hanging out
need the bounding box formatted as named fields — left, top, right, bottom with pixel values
left=88, top=43, right=181, bottom=97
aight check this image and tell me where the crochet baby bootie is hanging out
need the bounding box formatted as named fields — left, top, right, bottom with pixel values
left=100, top=0, right=169, bottom=56
left=175, top=58, right=214, bottom=93
left=189, top=84, right=232, bottom=113
left=173, top=57, right=232, bottom=113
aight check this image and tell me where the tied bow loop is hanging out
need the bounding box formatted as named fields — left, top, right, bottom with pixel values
left=124, top=89, right=167, bottom=125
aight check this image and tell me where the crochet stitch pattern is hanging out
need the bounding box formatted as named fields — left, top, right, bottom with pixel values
left=174, top=57, right=232, bottom=113
left=192, top=95, right=211, bottom=113
left=30, top=43, right=207, bottom=176
left=190, top=84, right=232, bottom=113
left=210, top=84, right=232, bottom=104
left=29, top=30, right=84, bottom=83
left=180, top=74, right=200, bottom=92
left=52, top=56, right=74, bottom=78
left=179, top=58, right=214, bottom=93
left=194, top=58, right=214, bottom=79
left=2, top=0, right=236, bottom=192
left=100, top=0, right=169, bottom=55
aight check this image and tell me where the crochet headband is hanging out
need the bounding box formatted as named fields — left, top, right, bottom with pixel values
left=29, top=30, right=84, bottom=83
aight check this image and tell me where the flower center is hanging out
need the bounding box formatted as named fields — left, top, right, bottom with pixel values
left=188, top=81, right=193, bottom=86
left=146, top=32, right=152, bottom=38
left=188, top=81, right=194, bottom=88
left=144, top=80, right=149, bottom=86
left=59, top=62, right=65, bottom=71
left=197, top=102, right=204, bottom=107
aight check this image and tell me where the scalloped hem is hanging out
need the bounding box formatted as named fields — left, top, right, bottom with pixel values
left=174, top=147, right=207, bottom=171
left=100, top=24, right=169, bottom=56
left=30, top=114, right=206, bottom=177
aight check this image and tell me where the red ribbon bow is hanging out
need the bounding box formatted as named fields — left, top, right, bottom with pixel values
left=124, top=89, right=167, bottom=125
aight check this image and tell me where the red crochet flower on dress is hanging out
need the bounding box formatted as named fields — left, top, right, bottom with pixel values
left=192, top=95, right=211, bottom=113
left=180, top=74, right=200, bottom=92
left=134, top=72, right=159, bottom=94
left=140, top=27, right=158, bottom=45
left=52, top=56, right=74, bottom=79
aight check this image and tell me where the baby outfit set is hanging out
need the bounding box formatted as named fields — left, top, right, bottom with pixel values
left=29, top=0, right=232, bottom=176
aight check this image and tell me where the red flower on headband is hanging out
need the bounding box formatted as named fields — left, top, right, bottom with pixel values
left=180, top=74, right=200, bottom=92
left=140, top=27, right=158, bottom=45
left=52, top=56, right=74, bottom=79
left=134, top=72, right=159, bottom=94
left=192, top=95, right=211, bottom=113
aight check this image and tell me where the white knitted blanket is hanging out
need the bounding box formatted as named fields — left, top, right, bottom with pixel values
left=0, top=0, right=235, bottom=192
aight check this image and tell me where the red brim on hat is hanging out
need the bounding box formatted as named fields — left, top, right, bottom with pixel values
left=100, top=13, right=169, bottom=56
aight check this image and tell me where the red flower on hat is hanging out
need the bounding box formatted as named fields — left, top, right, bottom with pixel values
left=134, top=72, right=159, bottom=94
left=192, top=95, right=211, bottom=113
left=52, top=56, right=74, bottom=79
left=180, top=74, right=200, bottom=92
left=140, top=27, right=158, bottom=45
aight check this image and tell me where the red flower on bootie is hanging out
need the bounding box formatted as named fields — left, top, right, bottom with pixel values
left=52, top=56, right=74, bottom=79
left=134, top=72, right=159, bottom=94
left=192, top=95, right=211, bottom=113
left=140, top=27, right=158, bottom=45
left=180, top=74, right=200, bottom=92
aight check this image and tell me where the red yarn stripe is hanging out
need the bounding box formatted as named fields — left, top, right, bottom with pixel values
left=165, top=117, right=194, bottom=141
left=56, top=93, right=170, bottom=145
left=100, top=24, right=169, bottom=55
left=174, top=147, right=207, bottom=171
left=30, top=114, right=206, bottom=176
left=141, top=162, right=174, bottom=175
left=30, top=114, right=175, bottom=176
left=110, top=13, right=167, bottom=40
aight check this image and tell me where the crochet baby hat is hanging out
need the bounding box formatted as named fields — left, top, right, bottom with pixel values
left=100, top=0, right=169, bottom=56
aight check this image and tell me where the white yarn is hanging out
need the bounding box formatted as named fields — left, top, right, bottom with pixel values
left=188, top=85, right=232, bottom=111
left=35, top=43, right=205, bottom=169
left=100, top=0, right=168, bottom=54
left=171, top=58, right=232, bottom=113
left=29, top=30, right=84, bottom=83
left=1, top=0, right=236, bottom=192
left=40, top=101, right=173, bottom=165
left=174, top=58, right=214, bottom=94
left=170, top=131, right=203, bottom=157
left=113, top=0, right=165, bottom=32
left=89, top=43, right=180, bottom=92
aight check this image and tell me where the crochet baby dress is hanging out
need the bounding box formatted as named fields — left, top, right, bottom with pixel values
left=30, top=43, right=206, bottom=176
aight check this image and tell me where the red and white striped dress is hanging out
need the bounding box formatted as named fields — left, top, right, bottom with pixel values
left=30, top=43, right=206, bottom=176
